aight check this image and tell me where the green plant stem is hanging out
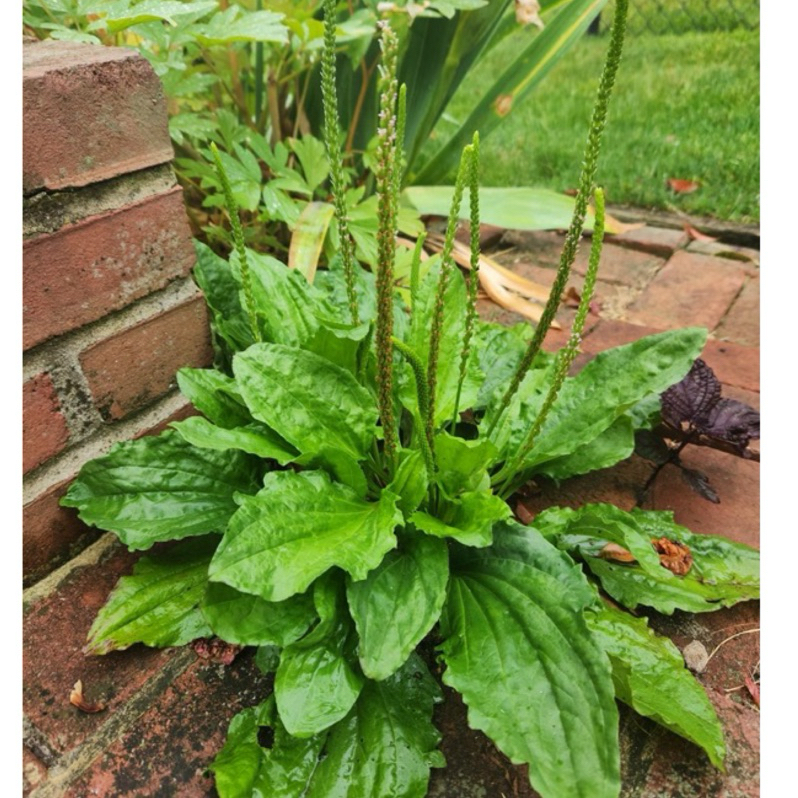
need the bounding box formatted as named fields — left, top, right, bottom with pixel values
left=391, top=337, right=436, bottom=476
left=486, top=0, right=628, bottom=439
left=209, top=142, right=261, bottom=344
left=321, top=0, right=360, bottom=325
left=496, top=187, right=607, bottom=498
left=451, top=133, right=481, bottom=431
left=425, top=143, right=472, bottom=447
left=374, top=22, right=401, bottom=465
left=409, top=231, right=426, bottom=310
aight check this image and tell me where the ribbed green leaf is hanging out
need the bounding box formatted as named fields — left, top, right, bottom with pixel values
left=399, top=263, right=482, bottom=425
left=539, top=504, right=760, bottom=614
left=171, top=416, right=298, bottom=464
left=209, top=471, right=402, bottom=602
left=347, top=533, right=449, bottom=680
left=586, top=604, right=726, bottom=768
left=539, top=416, right=635, bottom=481
left=233, top=343, right=377, bottom=460
left=434, top=432, right=497, bottom=494
left=85, top=536, right=216, bottom=654
left=440, top=521, right=620, bottom=798
left=103, top=0, right=217, bottom=34
left=201, top=582, right=316, bottom=647
left=412, top=490, right=510, bottom=548
left=276, top=574, right=364, bottom=738
left=61, top=430, right=261, bottom=550
left=387, top=448, right=429, bottom=518
left=304, top=654, right=445, bottom=797
left=413, top=0, right=608, bottom=184
left=213, top=656, right=443, bottom=798
left=521, top=328, right=707, bottom=471
left=176, top=368, right=251, bottom=429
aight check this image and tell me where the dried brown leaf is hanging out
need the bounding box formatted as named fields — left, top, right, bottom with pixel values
left=598, top=542, right=637, bottom=564
left=69, top=680, right=107, bottom=714
left=192, top=638, right=242, bottom=666
left=667, top=178, right=700, bottom=194
left=651, top=537, right=693, bottom=575
left=683, top=222, right=717, bottom=243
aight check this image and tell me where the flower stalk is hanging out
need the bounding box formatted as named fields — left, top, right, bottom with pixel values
left=321, top=0, right=359, bottom=325
left=487, top=0, right=628, bottom=437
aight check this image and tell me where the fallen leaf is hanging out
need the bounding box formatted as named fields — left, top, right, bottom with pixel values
left=192, top=638, right=242, bottom=666
left=563, top=285, right=581, bottom=308
left=744, top=674, right=760, bottom=707
left=494, top=94, right=513, bottom=117
left=667, top=178, right=700, bottom=194
left=651, top=537, right=693, bottom=575
left=598, top=542, right=637, bottom=564
left=683, top=222, right=717, bottom=242
left=588, top=298, right=602, bottom=315
left=69, top=680, right=107, bottom=714
left=602, top=211, right=644, bottom=235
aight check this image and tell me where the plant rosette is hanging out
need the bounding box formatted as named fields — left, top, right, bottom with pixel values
left=60, top=2, right=758, bottom=796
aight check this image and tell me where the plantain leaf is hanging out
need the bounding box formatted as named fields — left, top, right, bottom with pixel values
left=201, top=582, right=316, bottom=647
left=440, top=521, right=620, bottom=798
left=209, top=471, right=402, bottom=602
left=347, top=533, right=449, bottom=680
left=304, top=653, right=445, bottom=797
left=171, top=416, right=298, bottom=464
left=288, top=201, right=335, bottom=282
left=176, top=368, right=252, bottom=429
left=233, top=343, right=377, bottom=461
left=61, top=430, right=261, bottom=550
left=85, top=536, right=217, bottom=654
left=586, top=604, right=726, bottom=768
left=538, top=504, right=760, bottom=614
left=275, top=574, right=364, bottom=738
left=412, top=490, right=510, bottom=548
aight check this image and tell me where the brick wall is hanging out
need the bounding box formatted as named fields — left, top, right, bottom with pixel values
left=23, top=39, right=211, bottom=586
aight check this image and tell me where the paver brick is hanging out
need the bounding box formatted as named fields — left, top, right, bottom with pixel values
left=79, top=293, right=212, bottom=421
left=625, top=250, right=747, bottom=332
left=63, top=653, right=272, bottom=798
left=608, top=223, right=690, bottom=258
left=23, top=544, right=175, bottom=756
left=573, top=241, right=664, bottom=287
left=23, top=40, right=173, bottom=193
left=715, top=273, right=759, bottom=347
left=23, top=187, right=196, bottom=350
left=23, top=373, right=70, bottom=474
left=701, top=339, right=759, bottom=393
left=23, top=478, right=99, bottom=586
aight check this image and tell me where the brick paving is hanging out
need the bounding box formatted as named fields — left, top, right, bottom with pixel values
left=23, top=220, right=760, bottom=797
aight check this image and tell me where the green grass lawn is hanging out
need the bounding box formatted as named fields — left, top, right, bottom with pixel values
left=441, top=23, right=759, bottom=223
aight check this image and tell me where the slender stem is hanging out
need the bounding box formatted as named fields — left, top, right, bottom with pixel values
left=496, top=188, right=607, bottom=495
left=409, top=232, right=426, bottom=310
left=486, top=0, right=628, bottom=438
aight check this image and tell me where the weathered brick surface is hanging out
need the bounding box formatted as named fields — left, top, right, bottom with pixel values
left=23, top=478, right=100, bottom=586
left=644, top=445, right=760, bottom=549
left=701, top=339, right=759, bottom=393
left=23, top=40, right=173, bottom=193
left=625, top=250, right=747, bottom=332
left=607, top=223, right=689, bottom=258
left=23, top=748, right=48, bottom=797
left=715, top=274, right=760, bottom=347
left=63, top=653, right=272, bottom=798
left=573, top=242, right=664, bottom=287
left=80, top=295, right=212, bottom=421
left=23, top=373, right=69, bottom=474
left=23, top=187, right=196, bottom=350
left=23, top=545, right=174, bottom=757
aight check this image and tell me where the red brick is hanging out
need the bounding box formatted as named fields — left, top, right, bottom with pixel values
left=573, top=242, right=664, bottom=287
left=581, top=319, right=666, bottom=355
left=643, top=446, right=759, bottom=549
left=687, top=239, right=760, bottom=266
left=63, top=653, right=273, bottom=798
left=23, top=545, right=174, bottom=755
left=625, top=250, right=747, bottom=332
left=23, top=40, right=173, bottom=193
left=606, top=223, right=689, bottom=258
left=23, top=478, right=100, bottom=585
left=23, top=373, right=69, bottom=473
left=80, top=295, right=213, bottom=421
left=715, top=273, right=759, bottom=347
left=23, top=187, right=195, bottom=350
left=23, top=748, right=48, bottom=796
left=701, top=339, right=759, bottom=393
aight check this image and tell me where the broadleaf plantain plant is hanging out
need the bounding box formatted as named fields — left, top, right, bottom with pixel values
left=61, top=1, right=759, bottom=795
